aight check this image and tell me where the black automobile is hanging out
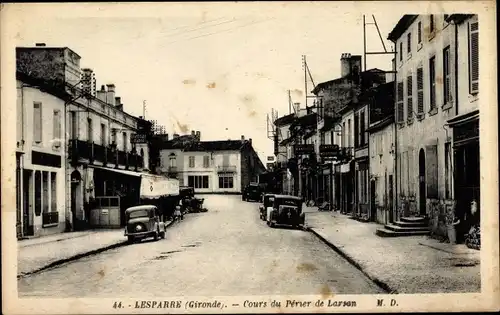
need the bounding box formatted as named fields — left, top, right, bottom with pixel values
left=266, top=195, right=305, bottom=229
left=242, top=183, right=262, bottom=202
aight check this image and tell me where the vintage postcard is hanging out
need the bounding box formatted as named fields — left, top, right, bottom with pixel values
left=1, top=1, right=498, bottom=314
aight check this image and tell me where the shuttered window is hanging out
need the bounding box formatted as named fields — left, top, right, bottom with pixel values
left=397, top=81, right=404, bottom=122
left=429, top=56, right=436, bottom=110
left=417, top=21, right=422, bottom=44
left=417, top=67, right=424, bottom=113
left=407, top=74, right=413, bottom=119
left=399, top=42, right=403, bottom=61
left=443, top=46, right=452, bottom=104
left=33, top=102, right=42, bottom=143
left=469, top=20, right=479, bottom=93
left=407, top=32, right=412, bottom=54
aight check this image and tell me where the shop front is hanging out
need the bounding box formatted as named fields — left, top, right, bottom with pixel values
left=448, top=110, right=480, bottom=245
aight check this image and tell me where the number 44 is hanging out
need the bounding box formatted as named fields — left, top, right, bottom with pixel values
left=113, top=301, right=123, bottom=309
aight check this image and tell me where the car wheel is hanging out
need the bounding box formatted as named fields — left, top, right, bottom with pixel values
left=153, top=230, right=159, bottom=241
left=127, top=236, right=135, bottom=243
left=160, top=231, right=166, bottom=239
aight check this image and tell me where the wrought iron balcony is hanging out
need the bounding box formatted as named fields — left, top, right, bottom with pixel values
left=217, top=165, right=237, bottom=173
left=69, top=139, right=143, bottom=170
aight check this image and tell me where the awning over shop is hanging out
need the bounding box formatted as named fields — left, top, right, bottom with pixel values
left=89, top=166, right=179, bottom=199
left=140, top=173, right=179, bottom=199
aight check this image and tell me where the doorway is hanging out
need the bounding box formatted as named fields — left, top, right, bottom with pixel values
left=388, top=175, right=394, bottom=223
left=419, top=149, right=426, bottom=216
left=22, top=170, right=34, bottom=236
left=370, top=180, right=376, bottom=221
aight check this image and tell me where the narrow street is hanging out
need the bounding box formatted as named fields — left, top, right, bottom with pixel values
left=18, top=195, right=382, bottom=297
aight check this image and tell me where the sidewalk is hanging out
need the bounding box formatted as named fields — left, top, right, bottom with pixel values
left=304, top=207, right=480, bottom=294
left=18, top=220, right=174, bottom=278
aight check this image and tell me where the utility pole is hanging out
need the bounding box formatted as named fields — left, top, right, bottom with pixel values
left=288, top=90, right=292, bottom=114
left=143, top=100, right=146, bottom=119
left=302, top=55, right=308, bottom=108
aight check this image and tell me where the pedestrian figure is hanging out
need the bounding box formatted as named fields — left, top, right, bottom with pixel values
left=174, top=206, right=183, bottom=222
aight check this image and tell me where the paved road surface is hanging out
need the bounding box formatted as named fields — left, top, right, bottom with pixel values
left=18, top=195, right=382, bottom=297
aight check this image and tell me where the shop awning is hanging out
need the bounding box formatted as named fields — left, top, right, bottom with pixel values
left=140, top=173, right=179, bottom=199
left=89, top=166, right=179, bottom=199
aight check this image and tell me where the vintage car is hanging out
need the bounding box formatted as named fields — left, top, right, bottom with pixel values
left=266, top=195, right=305, bottom=228
left=124, top=205, right=166, bottom=243
left=259, top=194, right=275, bottom=221
left=242, top=182, right=262, bottom=202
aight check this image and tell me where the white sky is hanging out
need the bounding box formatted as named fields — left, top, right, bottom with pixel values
left=9, top=3, right=409, bottom=162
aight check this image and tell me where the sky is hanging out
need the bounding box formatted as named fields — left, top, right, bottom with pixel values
left=7, top=2, right=404, bottom=163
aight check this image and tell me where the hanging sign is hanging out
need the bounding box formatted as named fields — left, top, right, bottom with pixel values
left=294, top=144, right=314, bottom=155
left=319, top=144, right=340, bottom=158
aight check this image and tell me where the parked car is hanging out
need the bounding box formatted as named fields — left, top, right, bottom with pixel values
left=266, top=195, right=305, bottom=229
left=259, top=194, right=276, bottom=221
left=124, top=205, right=166, bottom=243
left=242, top=182, right=262, bottom=202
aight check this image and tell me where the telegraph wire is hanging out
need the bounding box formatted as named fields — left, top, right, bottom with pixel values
left=162, top=17, right=276, bottom=46
left=161, top=17, right=239, bottom=39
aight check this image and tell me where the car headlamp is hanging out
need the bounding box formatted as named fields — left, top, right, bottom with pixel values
left=135, top=225, right=142, bottom=231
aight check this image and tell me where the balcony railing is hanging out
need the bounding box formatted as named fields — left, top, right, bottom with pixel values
left=217, top=165, right=237, bottom=173
left=42, top=211, right=59, bottom=226
left=69, top=139, right=143, bottom=170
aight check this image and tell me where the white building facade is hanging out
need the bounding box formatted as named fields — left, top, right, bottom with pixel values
left=16, top=78, right=67, bottom=238
left=388, top=15, right=461, bottom=237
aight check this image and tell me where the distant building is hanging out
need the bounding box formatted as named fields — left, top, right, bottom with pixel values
left=366, top=82, right=395, bottom=225
left=158, top=133, right=266, bottom=193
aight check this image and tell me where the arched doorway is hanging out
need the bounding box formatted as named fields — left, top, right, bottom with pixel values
left=418, top=149, right=426, bottom=216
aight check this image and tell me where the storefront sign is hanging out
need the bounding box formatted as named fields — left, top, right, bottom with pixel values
left=31, top=151, right=61, bottom=168
left=131, top=133, right=147, bottom=144
left=453, top=119, right=479, bottom=144
left=319, top=144, right=340, bottom=158
left=294, top=144, right=314, bottom=155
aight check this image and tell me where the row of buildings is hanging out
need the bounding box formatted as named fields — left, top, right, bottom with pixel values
left=15, top=44, right=265, bottom=239
left=270, top=14, right=480, bottom=244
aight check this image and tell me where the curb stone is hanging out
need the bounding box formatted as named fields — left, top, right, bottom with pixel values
left=306, top=226, right=398, bottom=294
left=18, top=219, right=178, bottom=279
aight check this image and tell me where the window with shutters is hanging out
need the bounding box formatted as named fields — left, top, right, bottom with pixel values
left=33, top=102, right=42, bottom=144
left=203, top=155, right=210, bottom=168
left=429, top=15, right=435, bottom=32
left=399, top=42, right=403, bottom=62
left=397, top=81, right=404, bottom=123
left=407, top=74, right=413, bottom=120
left=189, top=156, right=195, bottom=168
left=469, top=20, right=479, bottom=94
left=354, top=113, right=359, bottom=148
left=443, top=46, right=452, bottom=104
left=417, top=21, right=422, bottom=44
left=429, top=56, right=437, bottom=111
left=53, top=110, right=61, bottom=148
left=407, top=32, right=412, bottom=54
left=417, top=67, right=424, bottom=115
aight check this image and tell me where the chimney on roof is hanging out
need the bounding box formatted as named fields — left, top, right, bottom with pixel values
left=35, top=43, right=46, bottom=47
left=249, top=138, right=252, bottom=145
left=241, top=135, right=245, bottom=141
left=106, top=84, right=115, bottom=105
left=173, top=134, right=179, bottom=139
left=340, top=53, right=352, bottom=77
left=196, top=131, right=201, bottom=140
left=293, top=102, right=300, bottom=113
left=96, top=85, right=107, bottom=102
left=191, top=130, right=196, bottom=137
left=115, top=97, right=123, bottom=111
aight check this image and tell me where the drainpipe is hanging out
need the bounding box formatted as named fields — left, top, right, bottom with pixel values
left=390, top=38, right=398, bottom=223
left=454, top=20, right=459, bottom=116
